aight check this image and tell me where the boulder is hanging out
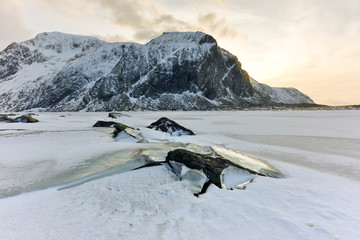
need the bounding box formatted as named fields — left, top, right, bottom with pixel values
left=147, top=117, right=195, bottom=136
left=166, top=149, right=256, bottom=196
left=0, top=114, right=12, bottom=122
left=93, top=121, right=119, bottom=128
left=0, top=114, right=39, bottom=123
left=13, top=115, right=39, bottom=123
left=108, top=112, right=129, bottom=119
left=93, top=120, right=132, bottom=138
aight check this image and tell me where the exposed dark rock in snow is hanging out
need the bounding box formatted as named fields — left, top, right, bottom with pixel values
left=147, top=117, right=195, bottom=136
left=93, top=120, right=132, bottom=138
left=0, top=31, right=315, bottom=111
left=93, top=121, right=119, bottom=128
left=91, top=118, right=283, bottom=195
left=13, top=115, right=39, bottom=123
left=0, top=114, right=12, bottom=122
left=108, top=112, right=129, bottom=119
left=166, top=149, right=257, bottom=196
left=0, top=114, right=39, bottom=123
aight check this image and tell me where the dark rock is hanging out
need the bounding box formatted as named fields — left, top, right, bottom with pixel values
left=0, top=114, right=12, bottom=122
left=166, top=149, right=257, bottom=196
left=93, top=120, right=132, bottom=138
left=13, top=115, right=39, bottom=123
left=93, top=121, right=119, bottom=128
left=0, top=114, right=39, bottom=123
left=108, top=112, right=129, bottom=118
left=147, top=117, right=195, bottom=136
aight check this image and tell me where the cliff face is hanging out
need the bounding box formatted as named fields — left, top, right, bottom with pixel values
left=0, top=31, right=314, bottom=112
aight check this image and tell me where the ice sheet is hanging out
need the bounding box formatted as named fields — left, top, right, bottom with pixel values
left=0, top=110, right=359, bottom=240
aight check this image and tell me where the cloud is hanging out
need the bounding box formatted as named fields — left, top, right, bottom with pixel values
left=88, top=0, right=245, bottom=43
left=197, top=13, right=244, bottom=39
left=0, top=1, right=34, bottom=50
left=182, top=0, right=230, bottom=6
left=133, top=30, right=159, bottom=42
left=89, top=0, right=155, bottom=28
left=154, top=14, right=191, bottom=30
left=94, top=33, right=130, bottom=43
left=132, top=11, right=245, bottom=42
left=0, top=0, right=246, bottom=49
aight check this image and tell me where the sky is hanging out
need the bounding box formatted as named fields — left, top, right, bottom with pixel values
left=0, top=0, right=359, bottom=105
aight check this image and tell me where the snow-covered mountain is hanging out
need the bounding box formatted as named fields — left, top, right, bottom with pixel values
left=0, top=31, right=314, bottom=111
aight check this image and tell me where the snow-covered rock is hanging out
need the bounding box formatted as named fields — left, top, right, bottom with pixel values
left=0, top=114, right=39, bottom=123
left=147, top=117, right=195, bottom=136
left=0, top=31, right=314, bottom=111
left=250, top=77, right=314, bottom=104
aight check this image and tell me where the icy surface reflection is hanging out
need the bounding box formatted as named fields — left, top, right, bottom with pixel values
left=0, top=112, right=286, bottom=198
left=0, top=139, right=284, bottom=198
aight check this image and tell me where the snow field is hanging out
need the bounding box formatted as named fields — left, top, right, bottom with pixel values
left=0, top=110, right=359, bottom=239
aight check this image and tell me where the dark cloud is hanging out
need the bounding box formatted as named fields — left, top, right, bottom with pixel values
left=154, top=14, right=191, bottom=29
left=88, top=0, right=245, bottom=43
left=197, top=13, right=240, bottom=39
left=89, top=0, right=153, bottom=28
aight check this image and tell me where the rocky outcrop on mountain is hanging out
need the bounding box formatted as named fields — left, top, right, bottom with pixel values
left=0, top=31, right=315, bottom=111
left=249, top=78, right=314, bottom=104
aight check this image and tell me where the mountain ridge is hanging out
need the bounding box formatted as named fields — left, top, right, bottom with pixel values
left=0, top=31, right=315, bottom=111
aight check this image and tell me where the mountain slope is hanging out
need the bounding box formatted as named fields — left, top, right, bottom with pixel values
left=0, top=31, right=314, bottom=111
left=249, top=78, right=314, bottom=104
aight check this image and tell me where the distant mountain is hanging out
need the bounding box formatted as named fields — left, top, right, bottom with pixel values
left=0, top=31, right=314, bottom=111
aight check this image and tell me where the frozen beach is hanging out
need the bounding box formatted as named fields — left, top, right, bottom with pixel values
left=0, top=110, right=359, bottom=240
